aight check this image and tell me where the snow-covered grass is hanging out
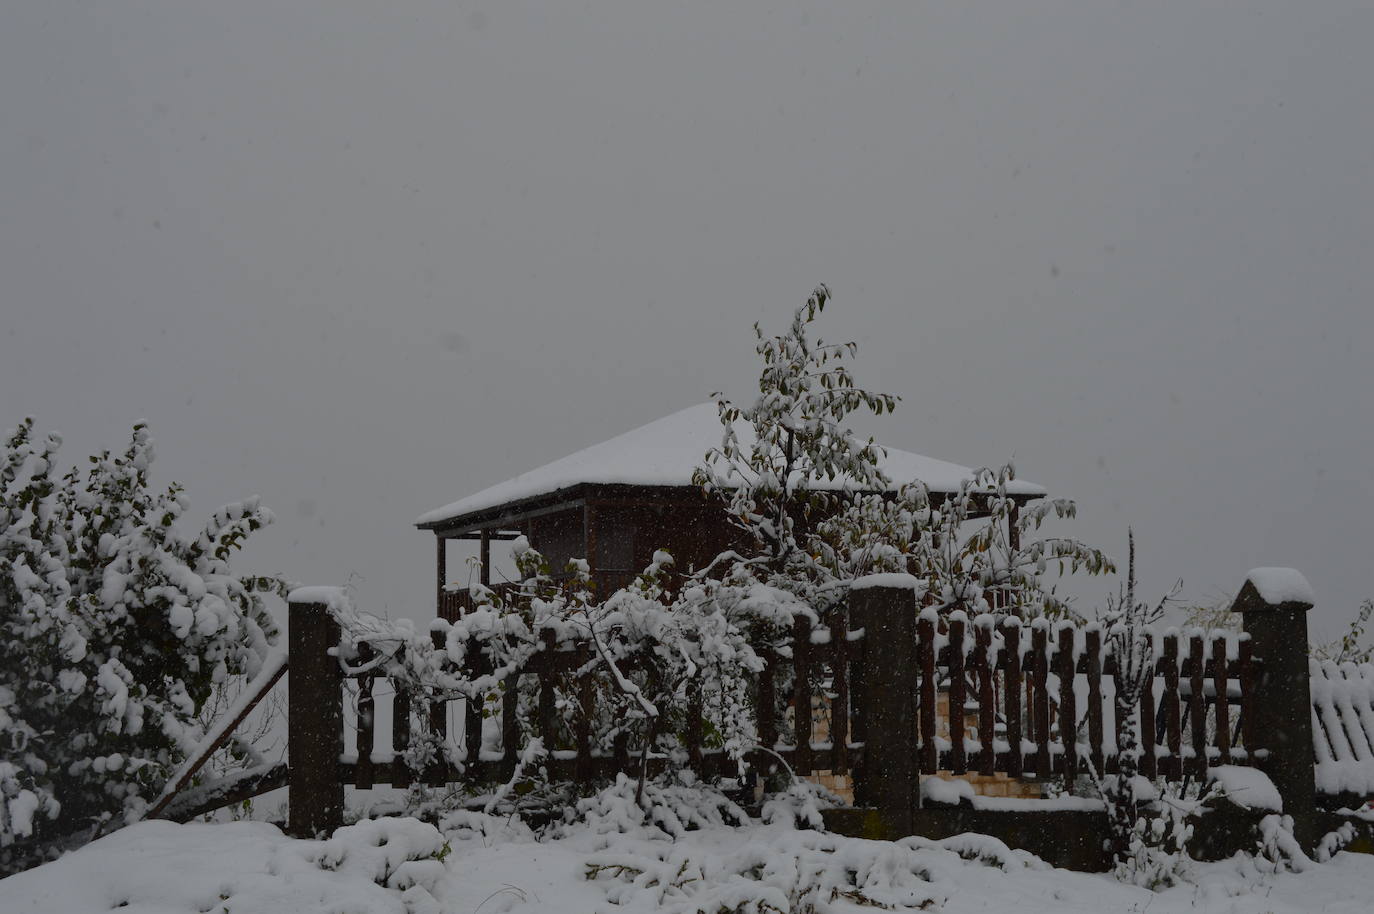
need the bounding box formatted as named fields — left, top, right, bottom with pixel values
left=4, top=806, right=1374, bottom=913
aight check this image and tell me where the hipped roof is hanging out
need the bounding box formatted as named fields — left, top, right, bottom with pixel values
left=416, top=402, right=1044, bottom=531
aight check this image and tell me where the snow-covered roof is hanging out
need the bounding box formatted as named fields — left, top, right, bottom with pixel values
left=416, top=402, right=1045, bottom=528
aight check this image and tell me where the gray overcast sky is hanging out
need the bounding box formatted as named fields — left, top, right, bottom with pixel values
left=2, top=2, right=1371, bottom=638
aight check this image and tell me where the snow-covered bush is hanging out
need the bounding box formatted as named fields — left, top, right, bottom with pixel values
left=1111, top=778, right=1218, bottom=890
left=0, top=419, right=278, bottom=862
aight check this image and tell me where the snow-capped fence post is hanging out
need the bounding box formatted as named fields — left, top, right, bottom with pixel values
left=848, top=577, right=921, bottom=834
left=1230, top=567, right=1318, bottom=849
left=287, top=591, right=344, bottom=838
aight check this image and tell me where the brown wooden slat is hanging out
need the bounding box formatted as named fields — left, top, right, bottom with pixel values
left=827, top=605, right=850, bottom=775
left=1032, top=624, right=1051, bottom=777
left=1086, top=628, right=1104, bottom=776
left=1057, top=625, right=1078, bottom=779
left=917, top=613, right=938, bottom=774
left=1162, top=632, right=1182, bottom=779
left=1213, top=635, right=1231, bottom=763
left=948, top=615, right=968, bottom=775
left=975, top=621, right=996, bottom=776
left=392, top=686, right=412, bottom=788
left=793, top=615, right=813, bottom=776
left=1003, top=622, right=1023, bottom=778
left=1188, top=632, right=1207, bottom=777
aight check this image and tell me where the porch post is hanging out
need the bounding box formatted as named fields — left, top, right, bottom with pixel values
left=480, top=528, right=491, bottom=587
left=435, top=535, right=447, bottom=616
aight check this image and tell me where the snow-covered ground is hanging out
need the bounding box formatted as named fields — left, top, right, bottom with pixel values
left=4, top=811, right=1373, bottom=914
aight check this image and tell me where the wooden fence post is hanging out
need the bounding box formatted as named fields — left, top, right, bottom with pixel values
left=849, top=577, right=921, bottom=835
left=1230, top=568, right=1317, bottom=849
left=287, top=594, right=344, bottom=838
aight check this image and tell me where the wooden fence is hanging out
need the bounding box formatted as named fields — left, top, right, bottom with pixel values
left=285, top=571, right=1334, bottom=845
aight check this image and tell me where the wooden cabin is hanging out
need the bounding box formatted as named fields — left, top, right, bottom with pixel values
left=416, top=402, right=1046, bottom=621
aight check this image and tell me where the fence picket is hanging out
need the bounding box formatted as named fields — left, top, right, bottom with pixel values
left=793, top=615, right=813, bottom=776
left=1032, top=624, right=1051, bottom=776
left=1163, top=632, right=1182, bottom=779
left=355, top=643, right=375, bottom=790
left=1238, top=635, right=1256, bottom=763
left=1140, top=649, right=1158, bottom=780
left=1003, top=622, right=1023, bottom=778
left=918, top=613, right=938, bottom=774
left=392, top=687, right=412, bottom=789
left=827, top=605, right=851, bottom=775
left=949, top=615, right=968, bottom=775
left=1057, top=626, right=1078, bottom=779
left=1213, top=635, right=1231, bottom=762
left=975, top=620, right=996, bottom=776
left=1189, top=633, right=1207, bottom=777
left=758, top=647, right=778, bottom=751
left=1085, top=628, right=1104, bottom=776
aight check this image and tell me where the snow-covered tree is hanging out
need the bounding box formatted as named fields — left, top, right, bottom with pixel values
left=0, top=419, right=278, bottom=861
left=693, top=285, right=1110, bottom=621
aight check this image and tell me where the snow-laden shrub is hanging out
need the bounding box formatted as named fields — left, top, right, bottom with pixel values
left=0, top=420, right=278, bottom=862
left=585, top=828, right=966, bottom=913
left=1112, top=778, right=1217, bottom=890
left=759, top=778, right=841, bottom=831
left=553, top=773, right=750, bottom=841
left=1256, top=814, right=1314, bottom=874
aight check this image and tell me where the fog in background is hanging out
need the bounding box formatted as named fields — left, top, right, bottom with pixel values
left=3, top=2, right=1371, bottom=639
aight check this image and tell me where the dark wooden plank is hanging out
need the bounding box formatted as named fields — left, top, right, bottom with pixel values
left=1032, top=624, right=1051, bottom=777
left=1003, top=622, right=1023, bottom=778
left=1057, top=625, right=1078, bottom=779
left=828, top=605, right=850, bottom=775
left=917, top=613, right=938, bottom=774
left=392, top=686, right=412, bottom=789
left=1188, top=632, right=1207, bottom=777
left=948, top=615, right=968, bottom=775
left=975, top=620, right=996, bottom=776
left=1085, top=628, right=1104, bottom=776
left=1162, top=632, right=1182, bottom=779
left=1213, top=635, right=1231, bottom=763
left=793, top=615, right=813, bottom=776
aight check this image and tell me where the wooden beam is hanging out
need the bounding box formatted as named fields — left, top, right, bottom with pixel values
left=480, top=528, right=491, bottom=588
left=436, top=535, right=447, bottom=615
